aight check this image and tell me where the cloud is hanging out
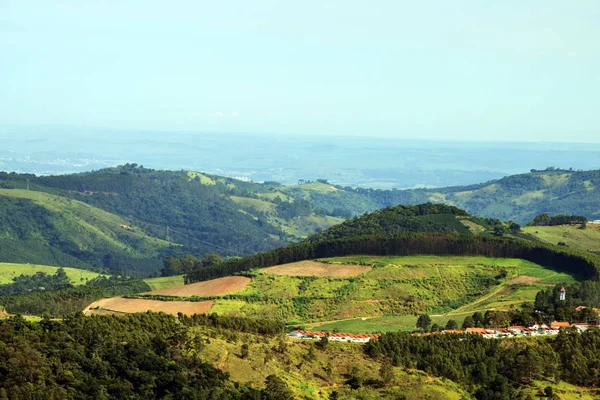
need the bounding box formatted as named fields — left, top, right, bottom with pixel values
left=209, top=111, right=239, bottom=118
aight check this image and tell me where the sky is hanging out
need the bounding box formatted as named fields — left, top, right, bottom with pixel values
left=1, top=1, right=599, bottom=142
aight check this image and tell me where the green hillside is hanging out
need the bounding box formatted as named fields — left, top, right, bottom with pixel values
left=180, top=255, right=582, bottom=324
left=523, top=224, right=600, bottom=252
left=0, top=188, right=170, bottom=275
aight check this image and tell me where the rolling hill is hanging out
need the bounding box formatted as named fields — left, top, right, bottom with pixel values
left=2, top=165, right=600, bottom=277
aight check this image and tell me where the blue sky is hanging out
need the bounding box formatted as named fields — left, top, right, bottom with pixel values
left=1, top=1, right=599, bottom=142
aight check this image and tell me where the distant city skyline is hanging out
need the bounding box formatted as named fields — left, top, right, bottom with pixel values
left=1, top=1, right=599, bottom=143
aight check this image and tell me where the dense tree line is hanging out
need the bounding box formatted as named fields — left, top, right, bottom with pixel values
left=528, top=212, right=588, bottom=226
left=305, top=203, right=471, bottom=243
left=0, top=312, right=289, bottom=399
left=0, top=268, right=71, bottom=296
left=186, top=233, right=600, bottom=283
left=364, top=328, right=600, bottom=398
left=161, top=253, right=222, bottom=277
left=0, top=276, right=151, bottom=317
left=177, top=313, right=284, bottom=335
left=535, top=281, right=600, bottom=322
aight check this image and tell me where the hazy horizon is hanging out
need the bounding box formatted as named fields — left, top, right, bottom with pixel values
left=2, top=1, right=599, bottom=143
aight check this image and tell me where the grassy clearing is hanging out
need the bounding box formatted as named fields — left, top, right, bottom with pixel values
left=187, top=171, right=216, bottom=185
left=522, top=225, right=600, bottom=252
left=144, top=275, right=185, bottom=291
left=0, top=262, right=103, bottom=285
left=195, top=327, right=469, bottom=399
left=311, top=313, right=471, bottom=333
left=230, top=196, right=276, bottom=213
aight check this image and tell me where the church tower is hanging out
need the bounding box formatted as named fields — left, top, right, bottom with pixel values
left=559, top=286, right=566, bottom=301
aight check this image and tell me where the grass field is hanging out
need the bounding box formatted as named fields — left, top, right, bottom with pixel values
left=0, top=262, right=103, bottom=285
left=523, top=224, right=600, bottom=252
left=144, top=275, right=185, bottom=291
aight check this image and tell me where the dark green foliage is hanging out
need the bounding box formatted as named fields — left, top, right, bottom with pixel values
left=0, top=268, right=71, bottom=296
left=365, top=329, right=600, bottom=397
left=186, top=233, right=600, bottom=283
left=306, top=203, right=470, bottom=243
left=445, top=319, right=458, bottom=330
left=315, top=335, right=329, bottom=349
left=535, top=282, right=600, bottom=322
left=263, top=375, right=294, bottom=400
left=416, top=314, right=432, bottom=331
left=177, top=313, right=284, bottom=336
left=528, top=213, right=588, bottom=227
left=0, top=313, right=264, bottom=399
left=241, top=343, right=249, bottom=359
left=0, top=276, right=151, bottom=317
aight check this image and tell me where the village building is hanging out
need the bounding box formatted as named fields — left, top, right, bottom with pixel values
left=289, top=330, right=380, bottom=343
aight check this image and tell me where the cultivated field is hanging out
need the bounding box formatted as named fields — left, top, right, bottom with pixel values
left=209, top=255, right=581, bottom=325
left=84, top=297, right=214, bottom=316
left=0, top=262, right=104, bottom=285
left=263, top=260, right=371, bottom=277
left=144, top=275, right=185, bottom=291
left=147, top=276, right=251, bottom=297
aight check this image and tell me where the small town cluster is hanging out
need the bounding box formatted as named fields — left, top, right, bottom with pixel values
left=290, top=321, right=595, bottom=344
left=290, top=330, right=381, bottom=343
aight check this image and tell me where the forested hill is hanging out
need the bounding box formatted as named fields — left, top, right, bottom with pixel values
left=297, top=168, right=600, bottom=224
left=0, top=165, right=346, bottom=274
left=305, top=203, right=475, bottom=243
left=1, top=165, right=599, bottom=275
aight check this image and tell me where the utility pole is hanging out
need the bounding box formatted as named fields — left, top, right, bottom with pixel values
left=26, top=179, right=30, bottom=191
left=166, top=226, right=170, bottom=242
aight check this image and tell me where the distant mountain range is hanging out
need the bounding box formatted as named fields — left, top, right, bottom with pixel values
left=0, top=165, right=598, bottom=275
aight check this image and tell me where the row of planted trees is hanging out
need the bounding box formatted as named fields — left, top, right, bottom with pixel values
left=186, top=233, right=600, bottom=283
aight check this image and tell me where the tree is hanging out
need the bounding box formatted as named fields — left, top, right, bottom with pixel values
left=379, top=358, right=394, bottom=383
left=416, top=314, right=432, bottom=332
left=264, top=375, right=294, bottom=400
left=315, top=335, right=329, bottom=350
left=241, top=343, right=249, bottom=359
left=462, top=316, right=475, bottom=329
left=509, top=222, right=521, bottom=234
left=445, top=319, right=458, bottom=330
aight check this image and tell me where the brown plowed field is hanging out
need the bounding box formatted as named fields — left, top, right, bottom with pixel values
left=262, top=260, right=371, bottom=277
left=147, top=276, right=251, bottom=297
left=84, top=298, right=214, bottom=316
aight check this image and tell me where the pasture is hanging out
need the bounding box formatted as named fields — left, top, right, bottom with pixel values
left=144, top=275, right=185, bottom=291
left=0, top=262, right=103, bottom=285
left=522, top=224, right=600, bottom=252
